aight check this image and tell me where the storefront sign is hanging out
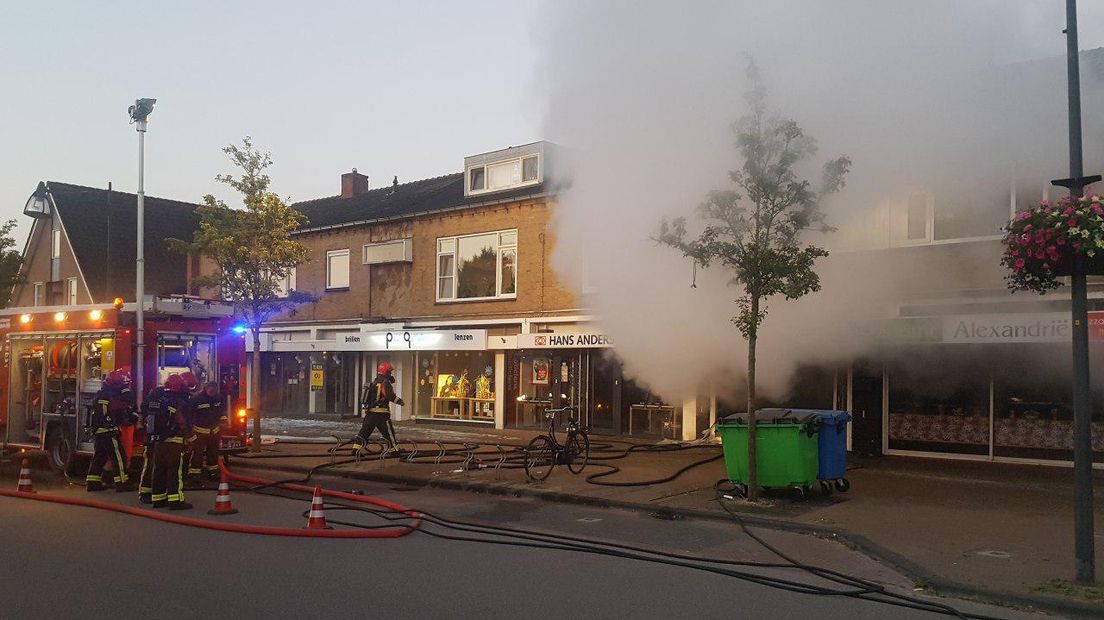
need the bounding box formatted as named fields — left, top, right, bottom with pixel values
left=942, top=313, right=1069, bottom=344
left=516, top=329, right=614, bottom=349
left=329, top=329, right=487, bottom=351
left=310, top=364, right=324, bottom=390
left=0, top=318, right=10, bottom=329
left=875, top=312, right=1077, bottom=345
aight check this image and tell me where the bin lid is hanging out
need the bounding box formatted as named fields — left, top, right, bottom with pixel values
left=719, top=408, right=820, bottom=425
left=813, top=410, right=852, bottom=425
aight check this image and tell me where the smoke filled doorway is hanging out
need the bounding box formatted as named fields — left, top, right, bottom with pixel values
left=851, top=362, right=884, bottom=456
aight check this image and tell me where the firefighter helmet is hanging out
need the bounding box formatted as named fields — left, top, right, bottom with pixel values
left=104, top=369, right=131, bottom=387
left=164, top=373, right=185, bottom=392
left=377, top=361, right=394, bottom=376
left=179, top=371, right=198, bottom=390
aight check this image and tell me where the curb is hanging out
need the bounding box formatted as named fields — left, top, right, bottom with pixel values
left=236, top=458, right=1103, bottom=619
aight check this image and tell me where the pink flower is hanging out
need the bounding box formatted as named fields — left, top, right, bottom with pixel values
left=1014, top=259, right=1026, bottom=270
left=1012, top=249, right=1020, bottom=256
left=1064, top=208, right=1075, bottom=216
left=1036, top=250, right=1046, bottom=259
left=1018, top=211, right=1032, bottom=220
left=1069, top=218, right=1079, bottom=227
left=1092, top=204, right=1103, bottom=216
left=1058, top=237, right=1067, bottom=246
left=1024, top=224, right=1033, bottom=231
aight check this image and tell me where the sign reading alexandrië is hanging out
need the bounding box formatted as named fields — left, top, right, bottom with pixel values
left=943, top=313, right=1070, bottom=344
left=517, top=330, right=614, bottom=349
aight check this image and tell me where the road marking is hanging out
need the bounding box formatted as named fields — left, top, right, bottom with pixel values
left=576, top=517, right=602, bottom=523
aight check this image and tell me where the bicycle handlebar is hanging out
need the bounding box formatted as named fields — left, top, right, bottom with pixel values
left=544, top=406, right=577, bottom=419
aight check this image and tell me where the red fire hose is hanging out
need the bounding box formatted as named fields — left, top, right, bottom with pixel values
left=0, top=467, right=420, bottom=539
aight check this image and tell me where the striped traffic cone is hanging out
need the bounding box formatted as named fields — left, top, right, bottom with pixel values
left=17, top=458, right=34, bottom=493
left=207, top=471, right=239, bottom=515
left=305, top=486, right=331, bottom=529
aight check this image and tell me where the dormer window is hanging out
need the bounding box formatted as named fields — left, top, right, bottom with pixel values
left=464, top=142, right=548, bottom=197
left=469, top=167, right=486, bottom=192
left=467, top=155, right=539, bottom=195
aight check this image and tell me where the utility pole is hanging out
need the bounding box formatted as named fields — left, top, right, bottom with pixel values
left=1052, top=0, right=1099, bottom=585
left=128, top=98, right=156, bottom=406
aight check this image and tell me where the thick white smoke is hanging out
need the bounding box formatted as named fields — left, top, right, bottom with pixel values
left=535, top=1, right=1104, bottom=403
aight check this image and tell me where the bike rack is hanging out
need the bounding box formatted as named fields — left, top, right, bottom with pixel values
left=493, top=445, right=508, bottom=477
left=402, top=439, right=419, bottom=462
left=433, top=441, right=446, bottom=466
left=461, top=443, right=477, bottom=471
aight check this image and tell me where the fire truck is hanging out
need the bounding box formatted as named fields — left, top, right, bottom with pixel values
left=0, top=296, right=248, bottom=474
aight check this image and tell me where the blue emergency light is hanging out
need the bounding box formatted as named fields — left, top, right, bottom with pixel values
left=231, top=325, right=248, bottom=334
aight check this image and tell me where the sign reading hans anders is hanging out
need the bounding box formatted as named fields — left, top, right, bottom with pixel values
left=516, top=330, right=614, bottom=349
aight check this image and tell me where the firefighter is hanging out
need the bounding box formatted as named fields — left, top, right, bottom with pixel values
left=150, top=374, right=195, bottom=510
left=188, top=382, right=228, bottom=480
left=354, top=362, right=404, bottom=450
left=138, top=378, right=170, bottom=504
left=85, top=370, right=136, bottom=492
left=180, top=370, right=199, bottom=395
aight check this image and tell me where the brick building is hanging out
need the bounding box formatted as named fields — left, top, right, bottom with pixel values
left=255, top=142, right=706, bottom=438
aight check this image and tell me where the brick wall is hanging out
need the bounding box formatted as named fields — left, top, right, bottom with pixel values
left=11, top=217, right=91, bottom=307
left=278, top=197, right=579, bottom=323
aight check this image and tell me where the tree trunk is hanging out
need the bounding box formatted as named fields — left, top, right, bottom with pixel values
left=250, top=328, right=262, bottom=453
left=746, top=295, right=759, bottom=501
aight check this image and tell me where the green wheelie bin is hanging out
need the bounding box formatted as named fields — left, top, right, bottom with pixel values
left=716, top=409, right=821, bottom=498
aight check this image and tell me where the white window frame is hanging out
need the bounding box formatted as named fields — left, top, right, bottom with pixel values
left=436, top=229, right=518, bottom=302
left=66, top=277, right=78, bottom=305
left=363, top=239, right=413, bottom=265
left=325, top=249, right=350, bottom=290
left=275, top=267, right=297, bottom=298
left=51, top=228, right=61, bottom=259
left=466, top=155, right=540, bottom=196
left=33, top=282, right=44, bottom=307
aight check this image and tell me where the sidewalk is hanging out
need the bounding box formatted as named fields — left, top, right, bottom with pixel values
left=250, top=417, right=1104, bottom=616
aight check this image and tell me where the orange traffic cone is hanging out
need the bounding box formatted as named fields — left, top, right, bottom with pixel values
left=207, top=471, right=239, bottom=515
left=305, top=486, right=331, bottom=529
left=17, top=458, right=34, bottom=493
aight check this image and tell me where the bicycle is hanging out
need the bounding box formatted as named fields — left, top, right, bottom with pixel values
left=524, top=406, right=590, bottom=481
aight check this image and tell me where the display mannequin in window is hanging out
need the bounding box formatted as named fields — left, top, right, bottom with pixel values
left=355, top=362, right=404, bottom=450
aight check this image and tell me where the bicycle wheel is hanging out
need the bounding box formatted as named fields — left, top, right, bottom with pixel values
left=525, top=435, right=556, bottom=481
left=565, top=432, right=590, bottom=474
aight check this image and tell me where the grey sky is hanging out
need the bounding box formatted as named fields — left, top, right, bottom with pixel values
left=0, top=0, right=541, bottom=241
left=4, top=0, right=1104, bottom=251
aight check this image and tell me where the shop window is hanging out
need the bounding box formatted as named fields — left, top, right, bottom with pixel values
left=993, top=345, right=1103, bottom=462
left=326, top=249, right=350, bottom=290
left=887, top=353, right=990, bottom=456
left=436, top=230, right=517, bottom=301
left=414, top=351, right=496, bottom=423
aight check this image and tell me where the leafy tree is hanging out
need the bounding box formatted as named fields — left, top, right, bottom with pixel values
left=657, top=62, right=850, bottom=500
left=0, top=219, right=25, bottom=308
left=172, top=137, right=314, bottom=451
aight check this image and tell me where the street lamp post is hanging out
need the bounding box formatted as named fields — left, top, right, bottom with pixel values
left=1052, top=0, right=1099, bottom=585
left=128, top=98, right=156, bottom=407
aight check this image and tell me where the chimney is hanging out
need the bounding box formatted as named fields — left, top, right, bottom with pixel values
left=341, top=168, right=369, bottom=198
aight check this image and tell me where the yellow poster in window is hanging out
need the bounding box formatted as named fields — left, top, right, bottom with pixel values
left=310, top=364, right=324, bottom=391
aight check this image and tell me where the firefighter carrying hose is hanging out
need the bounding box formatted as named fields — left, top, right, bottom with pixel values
left=85, top=370, right=136, bottom=492
left=188, top=382, right=228, bottom=480
left=149, top=373, right=195, bottom=510
left=354, top=362, right=404, bottom=450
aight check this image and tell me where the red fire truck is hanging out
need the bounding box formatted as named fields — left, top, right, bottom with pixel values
left=0, top=296, right=248, bottom=473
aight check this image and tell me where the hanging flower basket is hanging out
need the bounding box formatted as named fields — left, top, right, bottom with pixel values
left=1001, top=194, right=1104, bottom=293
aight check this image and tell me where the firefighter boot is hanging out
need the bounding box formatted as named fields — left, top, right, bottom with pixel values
left=86, top=481, right=106, bottom=492
left=139, top=493, right=153, bottom=505
left=168, top=501, right=194, bottom=511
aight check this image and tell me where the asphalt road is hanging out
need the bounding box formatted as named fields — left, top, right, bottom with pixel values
left=0, top=461, right=1042, bottom=619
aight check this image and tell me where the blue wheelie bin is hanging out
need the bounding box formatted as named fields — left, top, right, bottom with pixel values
left=815, top=410, right=851, bottom=492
